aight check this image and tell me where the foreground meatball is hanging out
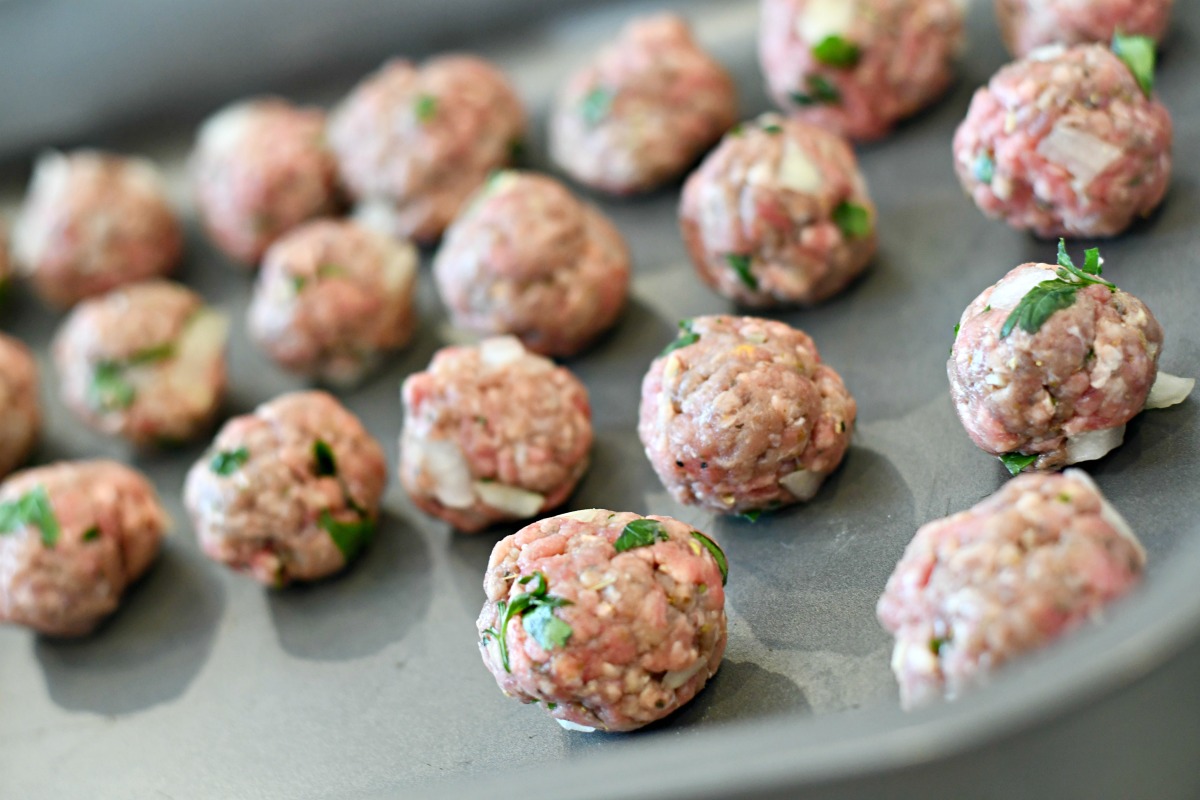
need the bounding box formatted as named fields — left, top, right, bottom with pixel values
left=0, top=460, right=168, bottom=637
left=639, top=315, right=855, bottom=515
left=760, top=0, right=965, bottom=141
left=191, top=97, right=341, bottom=265
left=12, top=150, right=182, bottom=308
left=400, top=337, right=592, bottom=533
left=184, top=391, right=386, bottom=586
left=0, top=335, right=40, bottom=478
left=680, top=116, right=876, bottom=307
left=877, top=470, right=1144, bottom=708
left=953, top=43, right=1172, bottom=239
left=996, top=0, right=1174, bottom=57
left=329, top=55, right=526, bottom=244
left=53, top=281, right=230, bottom=447
left=434, top=171, right=630, bottom=357
left=950, top=256, right=1166, bottom=473
left=478, top=509, right=728, bottom=732
left=248, top=219, right=418, bottom=385
left=549, top=14, right=737, bottom=195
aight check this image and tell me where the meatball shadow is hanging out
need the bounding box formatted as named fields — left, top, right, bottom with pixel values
left=444, top=518, right=526, bottom=616
left=266, top=509, right=433, bottom=661
left=34, top=542, right=225, bottom=715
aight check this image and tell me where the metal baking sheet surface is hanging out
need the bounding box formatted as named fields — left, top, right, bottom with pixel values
left=0, top=1, right=1198, bottom=798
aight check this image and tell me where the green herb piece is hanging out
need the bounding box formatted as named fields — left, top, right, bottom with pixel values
left=490, top=571, right=574, bottom=673
left=547, top=702, right=557, bottom=710
left=661, top=319, right=699, bottom=357
left=1001, top=241, right=1115, bottom=338
left=82, top=526, right=100, bottom=542
left=761, top=123, right=783, bottom=135
left=729, top=123, right=745, bottom=137
left=833, top=201, right=871, bottom=239
left=129, top=343, right=176, bottom=366
left=415, top=93, right=438, bottom=123
left=89, top=362, right=136, bottom=411
left=812, top=35, right=861, bottom=68
left=614, top=519, right=669, bottom=553
left=930, top=637, right=948, bottom=655
left=524, top=604, right=574, bottom=651
left=291, top=276, right=308, bottom=293
left=973, top=152, right=995, bottom=185
left=984, top=305, right=992, bottom=313
left=999, top=452, right=1038, bottom=476
left=210, top=447, right=250, bottom=476
left=1112, top=33, right=1156, bottom=97
left=581, top=87, right=614, bottom=127
left=0, top=486, right=61, bottom=548
left=740, top=510, right=762, bottom=523
left=953, top=323, right=961, bottom=338
left=313, top=439, right=338, bottom=477
left=318, top=509, right=374, bottom=562
left=726, top=253, right=758, bottom=291
left=317, top=263, right=346, bottom=280
left=1057, top=492, right=1073, bottom=504
left=690, top=531, right=728, bottom=585
left=791, top=74, right=841, bottom=106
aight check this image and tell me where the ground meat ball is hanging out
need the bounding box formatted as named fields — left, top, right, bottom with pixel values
left=328, top=55, right=526, bottom=245
left=0, top=223, right=11, bottom=292
left=996, top=0, right=1174, bottom=58
left=53, top=281, right=230, bottom=447
left=549, top=14, right=738, bottom=195
left=477, top=509, right=728, bottom=732
left=639, top=315, right=856, bottom=515
left=0, top=335, right=40, bottom=478
left=950, top=261, right=1163, bottom=472
left=400, top=337, right=592, bottom=533
left=433, top=171, right=630, bottom=357
left=248, top=219, right=418, bottom=385
left=191, top=97, right=341, bottom=265
left=0, top=460, right=168, bottom=637
left=184, top=391, right=386, bottom=587
left=953, top=43, right=1172, bottom=239
left=12, top=150, right=182, bottom=308
left=679, top=116, right=876, bottom=307
left=877, top=470, right=1144, bottom=708
left=760, top=0, right=965, bottom=141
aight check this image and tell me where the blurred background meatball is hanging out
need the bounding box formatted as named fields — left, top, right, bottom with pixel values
left=0, top=334, right=40, bottom=479
left=996, top=0, right=1174, bottom=57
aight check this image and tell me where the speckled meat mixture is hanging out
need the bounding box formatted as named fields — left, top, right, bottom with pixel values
left=0, top=335, right=40, bottom=479
left=996, top=0, right=1174, bottom=58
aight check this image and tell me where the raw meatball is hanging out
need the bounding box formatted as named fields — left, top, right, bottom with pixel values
left=639, top=315, right=856, bottom=515
left=400, top=337, right=592, bottom=533
left=0, top=460, right=168, bottom=637
left=433, top=171, right=630, bottom=357
left=478, top=509, right=728, bottom=732
left=184, top=391, right=387, bottom=587
left=248, top=219, right=418, bottom=385
left=549, top=14, right=738, bottom=195
left=12, top=150, right=182, bottom=308
left=328, top=55, right=526, bottom=244
left=0, top=222, right=11, bottom=294
left=679, top=116, right=877, bottom=307
left=53, top=281, right=230, bottom=447
left=877, top=470, right=1145, bottom=708
left=996, top=0, right=1174, bottom=58
left=191, top=97, right=342, bottom=265
left=760, top=0, right=966, bottom=141
left=953, top=43, right=1172, bottom=239
left=0, top=335, right=40, bottom=478
left=949, top=254, right=1182, bottom=473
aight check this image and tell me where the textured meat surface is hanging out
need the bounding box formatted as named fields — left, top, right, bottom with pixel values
left=433, top=171, right=630, bottom=357
left=191, top=97, right=342, bottom=265
left=679, top=116, right=876, bottom=306
left=760, top=0, right=965, bottom=141
left=12, top=150, right=182, bottom=308
left=184, top=391, right=386, bottom=586
left=328, top=55, right=526, bottom=244
left=0, top=460, right=168, bottom=637
left=0, top=335, right=40, bottom=479
left=477, top=509, right=727, bottom=732
left=877, top=470, right=1145, bottom=708
left=953, top=43, right=1173, bottom=238
left=400, top=337, right=593, bottom=532
left=996, top=0, right=1174, bottom=57
left=248, top=219, right=418, bottom=385
left=549, top=14, right=737, bottom=194
left=0, top=222, right=10, bottom=288
left=639, top=315, right=855, bottom=515
left=949, top=262, right=1162, bottom=471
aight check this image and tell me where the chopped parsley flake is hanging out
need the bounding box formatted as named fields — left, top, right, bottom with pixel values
left=999, top=452, right=1038, bottom=476
left=1001, top=241, right=1115, bottom=338
left=761, top=123, right=784, bottom=135
left=833, top=201, right=871, bottom=239
left=82, top=526, right=101, bottom=542
left=973, top=152, right=995, bottom=185
left=726, top=253, right=758, bottom=290
left=415, top=93, right=438, bottom=123
left=210, top=447, right=250, bottom=476
left=740, top=510, right=762, bottom=523
left=88, top=343, right=177, bottom=412
left=614, top=519, right=669, bottom=553
left=313, top=439, right=338, bottom=477
left=812, top=35, right=861, bottom=68
left=1112, top=34, right=1156, bottom=97
left=318, top=510, right=374, bottom=562
left=489, top=571, right=574, bottom=672
left=661, top=319, right=699, bottom=357
left=0, top=486, right=61, bottom=548
left=690, top=530, right=728, bottom=585
left=581, top=87, right=614, bottom=127
left=791, top=74, right=841, bottom=106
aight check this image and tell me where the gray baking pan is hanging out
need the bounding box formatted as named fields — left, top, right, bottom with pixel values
left=1, top=1, right=1199, bottom=798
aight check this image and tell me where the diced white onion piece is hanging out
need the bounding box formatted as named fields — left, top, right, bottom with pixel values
left=473, top=481, right=545, bottom=518
left=1037, top=123, right=1123, bottom=187
left=1063, top=469, right=1146, bottom=563
left=1064, top=425, right=1126, bottom=466
left=780, top=469, right=824, bottom=501
left=164, top=310, right=230, bottom=412
left=987, top=267, right=1057, bottom=310
left=555, top=719, right=597, bottom=733
left=13, top=150, right=71, bottom=268
left=777, top=138, right=823, bottom=194
left=198, top=101, right=254, bottom=154
left=663, top=657, right=708, bottom=690
left=415, top=438, right=476, bottom=509
left=479, top=336, right=527, bottom=369
left=1145, top=372, right=1195, bottom=410
left=561, top=509, right=607, bottom=523
left=798, top=0, right=856, bottom=41
left=1028, top=44, right=1068, bottom=62
left=353, top=199, right=397, bottom=237
left=378, top=236, right=418, bottom=295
